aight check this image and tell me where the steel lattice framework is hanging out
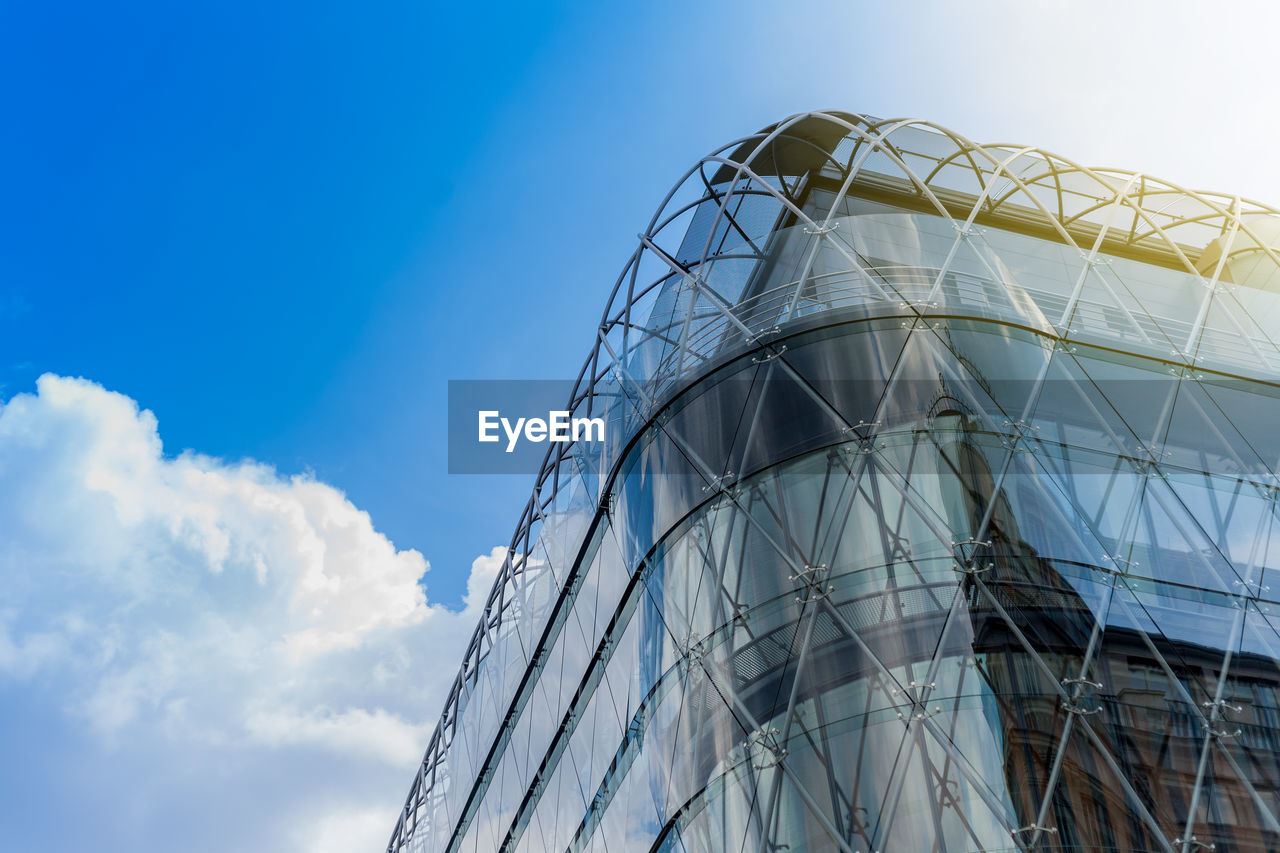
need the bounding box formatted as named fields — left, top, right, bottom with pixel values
left=388, top=111, right=1280, bottom=853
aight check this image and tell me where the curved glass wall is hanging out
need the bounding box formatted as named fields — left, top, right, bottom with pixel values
left=389, top=112, right=1280, bottom=853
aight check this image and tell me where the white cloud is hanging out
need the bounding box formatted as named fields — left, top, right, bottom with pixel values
left=0, top=374, right=503, bottom=852
left=244, top=706, right=430, bottom=768
left=299, top=805, right=404, bottom=853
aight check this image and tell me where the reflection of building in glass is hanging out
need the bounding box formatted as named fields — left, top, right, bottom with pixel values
left=388, top=112, right=1280, bottom=853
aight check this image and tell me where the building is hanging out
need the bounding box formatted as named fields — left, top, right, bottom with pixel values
left=388, top=111, right=1280, bottom=853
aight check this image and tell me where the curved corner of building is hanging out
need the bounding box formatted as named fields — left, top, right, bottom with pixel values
left=388, top=111, right=1280, bottom=853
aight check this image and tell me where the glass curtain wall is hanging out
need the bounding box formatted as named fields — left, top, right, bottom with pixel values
left=389, top=112, right=1280, bottom=853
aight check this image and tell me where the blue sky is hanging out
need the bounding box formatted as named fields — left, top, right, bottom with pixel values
left=8, top=0, right=1280, bottom=607
left=5, top=1, right=1280, bottom=850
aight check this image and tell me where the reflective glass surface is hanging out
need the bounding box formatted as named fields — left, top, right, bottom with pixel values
left=390, top=113, right=1280, bottom=853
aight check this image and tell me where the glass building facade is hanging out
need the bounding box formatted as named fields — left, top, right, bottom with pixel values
left=388, top=112, right=1280, bottom=853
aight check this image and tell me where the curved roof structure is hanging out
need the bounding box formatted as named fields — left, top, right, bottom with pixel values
left=387, top=111, right=1280, bottom=852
